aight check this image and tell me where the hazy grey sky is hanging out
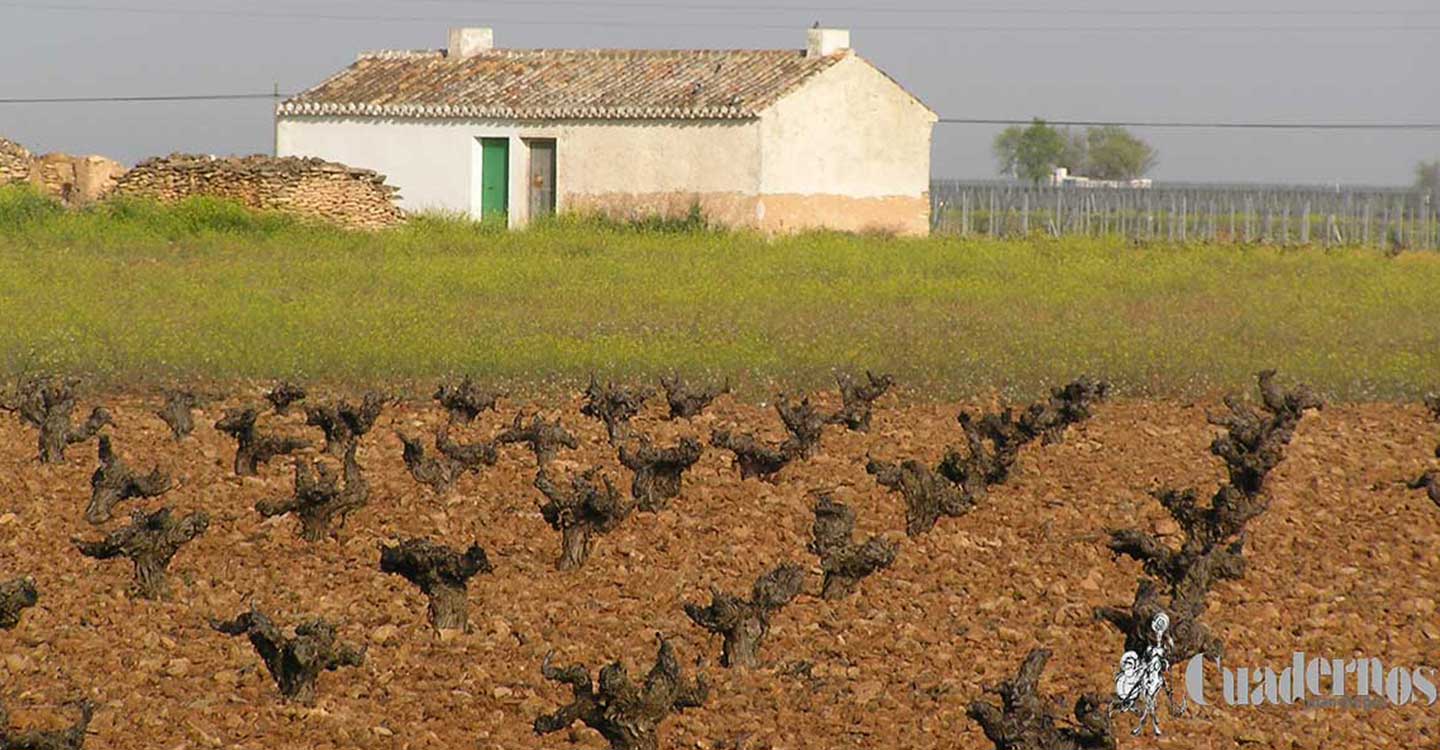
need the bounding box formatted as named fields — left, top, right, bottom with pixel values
left=1, top=0, right=1436, bottom=184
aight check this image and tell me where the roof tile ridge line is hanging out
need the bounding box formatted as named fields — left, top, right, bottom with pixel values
left=375, top=47, right=805, bottom=57
left=356, top=49, right=445, bottom=60
left=292, top=102, right=759, bottom=121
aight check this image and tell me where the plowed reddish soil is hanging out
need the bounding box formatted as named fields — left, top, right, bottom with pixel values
left=2, top=389, right=1437, bottom=749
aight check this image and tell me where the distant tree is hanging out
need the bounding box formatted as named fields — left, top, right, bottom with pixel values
left=1059, top=128, right=1088, bottom=173
left=1084, top=126, right=1158, bottom=181
left=993, top=119, right=1067, bottom=184
left=1417, top=160, right=1439, bottom=198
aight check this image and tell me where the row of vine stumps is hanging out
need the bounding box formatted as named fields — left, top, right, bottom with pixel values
left=1, top=370, right=1397, bottom=749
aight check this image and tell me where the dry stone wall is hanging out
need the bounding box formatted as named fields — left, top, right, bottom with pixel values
left=0, top=137, right=33, bottom=185
left=2, top=137, right=124, bottom=205
left=112, top=154, right=404, bottom=230
left=29, top=153, right=126, bottom=205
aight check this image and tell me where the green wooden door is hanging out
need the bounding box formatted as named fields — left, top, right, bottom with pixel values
left=480, top=138, right=509, bottom=220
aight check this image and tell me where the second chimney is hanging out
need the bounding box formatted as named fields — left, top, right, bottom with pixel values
left=448, top=27, right=494, bottom=59
left=806, top=28, right=850, bottom=57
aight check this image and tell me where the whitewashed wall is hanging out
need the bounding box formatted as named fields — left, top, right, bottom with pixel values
left=276, top=116, right=761, bottom=228
left=759, top=53, right=936, bottom=199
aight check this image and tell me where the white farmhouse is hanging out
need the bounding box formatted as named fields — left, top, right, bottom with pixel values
left=276, top=27, right=937, bottom=235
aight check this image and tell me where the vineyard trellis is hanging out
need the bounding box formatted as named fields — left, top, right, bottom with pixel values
left=931, top=180, right=1440, bottom=250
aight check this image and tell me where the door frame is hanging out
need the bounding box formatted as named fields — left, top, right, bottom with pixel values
left=477, top=137, right=510, bottom=221
left=469, top=130, right=563, bottom=228
left=524, top=137, right=558, bottom=222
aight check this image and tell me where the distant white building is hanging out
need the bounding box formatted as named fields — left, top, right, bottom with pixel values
left=276, top=27, right=938, bottom=235
left=1048, top=167, right=1152, bottom=190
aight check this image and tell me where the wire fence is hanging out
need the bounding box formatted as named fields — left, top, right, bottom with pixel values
left=930, top=180, right=1440, bottom=250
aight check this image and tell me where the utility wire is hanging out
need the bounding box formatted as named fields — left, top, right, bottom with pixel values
left=938, top=118, right=1440, bottom=131
left=301, top=0, right=1440, bottom=15
left=0, top=93, right=1436, bottom=132
left=0, top=93, right=284, bottom=104
left=3, top=2, right=1439, bottom=30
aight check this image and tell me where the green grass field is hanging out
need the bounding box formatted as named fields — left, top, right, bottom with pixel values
left=0, top=185, right=1436, bottom=400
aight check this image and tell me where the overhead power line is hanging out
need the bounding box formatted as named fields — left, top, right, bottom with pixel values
left=3, top=2, right=1440, bottom=30
left=938, top=118, right=1440, bottom=131
left=0, top=93, right=283, bottom=104
left=305, top=0, right=1440, bottom=16
left=0, top=93, right=1436, bottom=132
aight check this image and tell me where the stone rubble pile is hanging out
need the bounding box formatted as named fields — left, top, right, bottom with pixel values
left=0, top=137, right=32, bottom=184
left=112, top=153, right=405, bottom=230
left=29, top=153, right=126, bottom=205
left=1, top=137, right=126, bottom=205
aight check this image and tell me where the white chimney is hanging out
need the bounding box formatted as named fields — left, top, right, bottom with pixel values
left=448, top=27, right=494, bottom=59
left=806, top=28, right=850, bottom=57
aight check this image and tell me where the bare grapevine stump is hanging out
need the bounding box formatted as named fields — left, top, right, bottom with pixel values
left=1097, top=371, right=1320, bottom=661
left=397, top=431, right=463, bottom=493
left=497, top=412, right=579, bottom=466
left=949, top=377, right=1111, bottom=487
left=953, top=410, right=1029, bottom=486
left=86, top=436, right=172, bottom=524
left=830, top=371, right=894, bottom=432
left=1, top=377, right=111, bottom=464
left=710, top=430, right=795, bottom=481
left=866, top=376, right=1107, bottom=538
left=967, top=649, right=1115, bottom=750
left=535, top=468, right=631, bottom=570
left=257, top=444, right=368, bottom=541
left=1410, top=393, right=1440, bottom=506
left=435, top=424, right=498, bottom=474
left=581, top=376, right=654, bottom=443
left=659, top=375, right=727, bottom=420
left=1207, top=369, right=1322, bottom=495
left=0, top=699, right=95, bottom=750
left=534, top=636, right=709, bottom=750
left=1409, top=471, right=1440, bottom=508
left=155, top=390, right=201, bottom=440
left=866, top=458, right=978, bottom=536
left=214, top=408, right=308, bottom=477
left=0, top=577, right=38, bottom=630
left=685, top=563, right=803, bottom=668
left=434, top=376, right=501, bottom=423
left=1111, top=488, right=1252, bottom=603
left=617, top=437, right=702, bottom=512
left=775, top=395, right=827, bottom=458
left=73, top=507, right=209, bottom=599
left=265, top=382, right=307, bottom=415
left=808, top=495, right=897, bottom=600
left=210, top=609, right=365, bottom=703
left=304, top=392, right=385, bottom=457
left=1017, top=377, right=1112, bottom=445
left=379, top=539, right=493, bottom=631
left=1096, top=578, right=1219, bottom=665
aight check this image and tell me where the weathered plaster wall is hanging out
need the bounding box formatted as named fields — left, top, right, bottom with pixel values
left=756, top=194, right=931, bottom=235
left=759, top=53, right=936, bottom=235
left=562, top=191, right=760, bottom=228
left=276, top=116, right=761, bottom=228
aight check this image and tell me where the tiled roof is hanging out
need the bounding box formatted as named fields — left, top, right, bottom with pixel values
left=278, top=48, right=847, bottom=121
